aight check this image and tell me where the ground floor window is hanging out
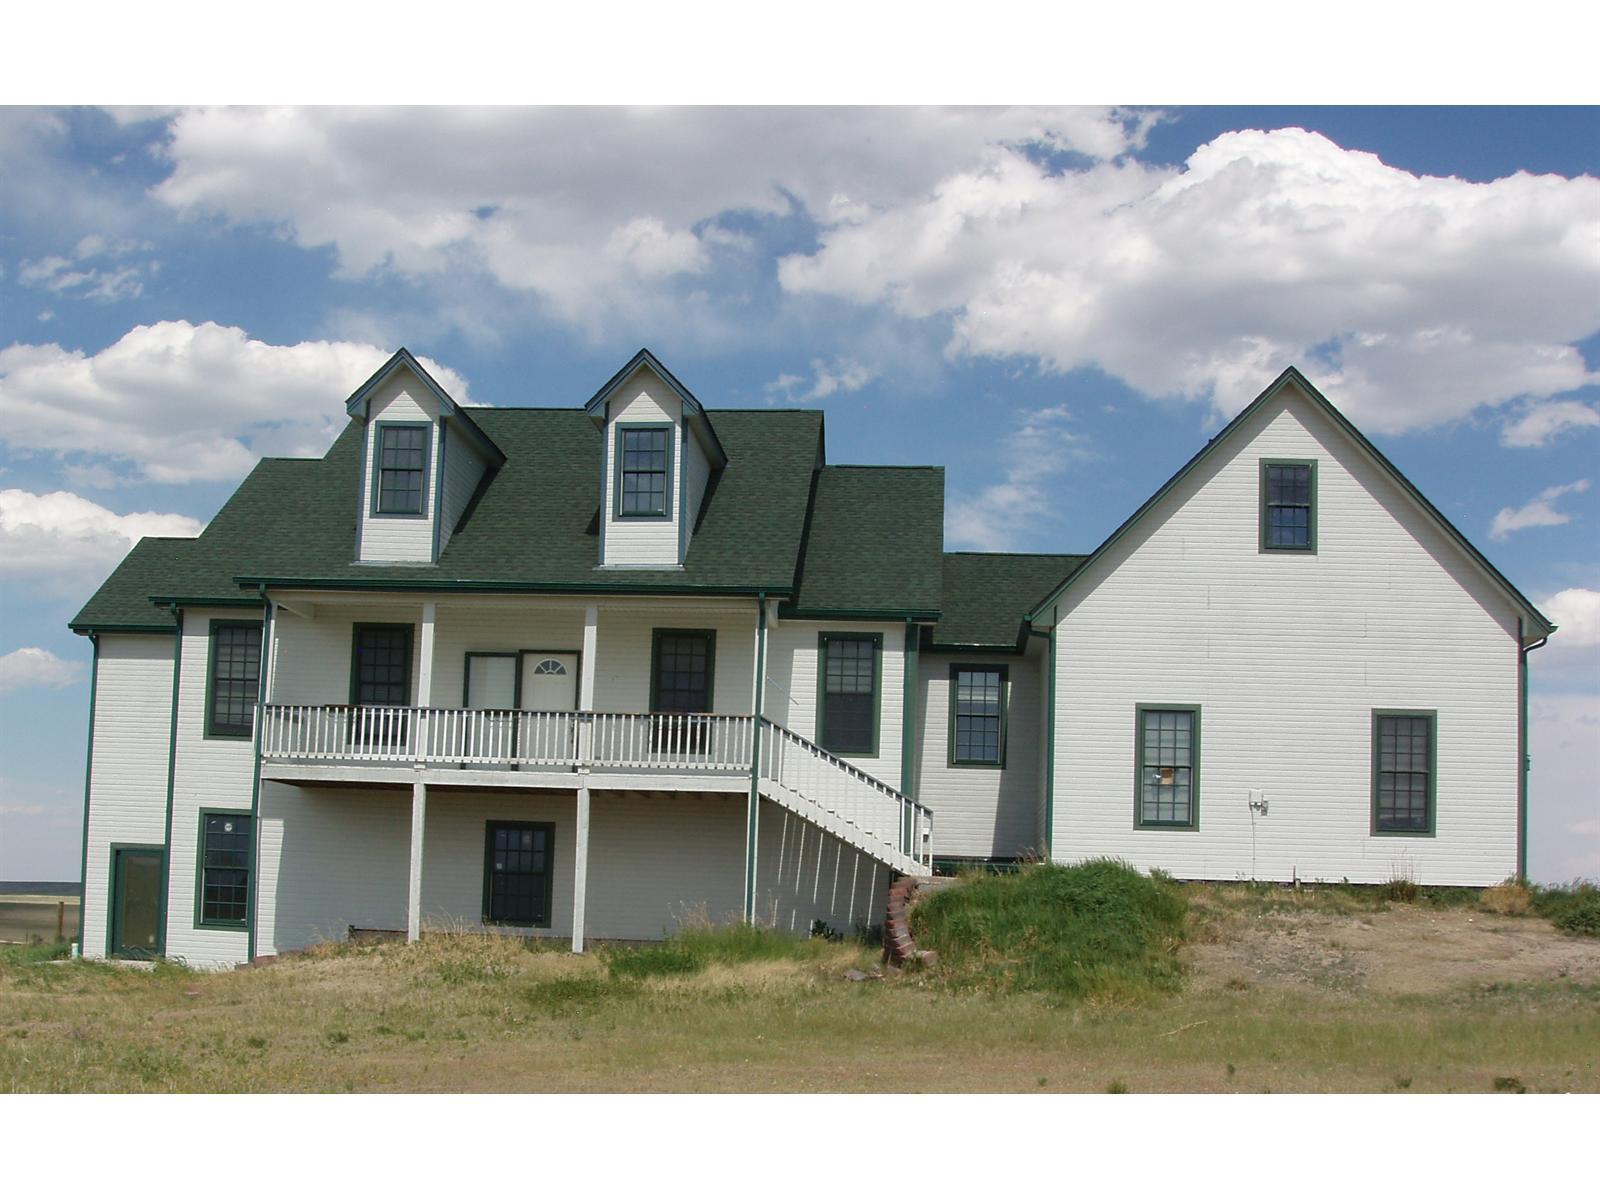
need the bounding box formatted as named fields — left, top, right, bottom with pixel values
left=1373, top=710, right=1436, bottom=834
left=197, top=810, right=252, bottom=928
left=482, top=821, right=554, bottom=927
left=1136, top=705, right=1200, bottom=828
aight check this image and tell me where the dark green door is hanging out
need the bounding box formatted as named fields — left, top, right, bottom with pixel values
left=110, top=847, right=164, bottom=959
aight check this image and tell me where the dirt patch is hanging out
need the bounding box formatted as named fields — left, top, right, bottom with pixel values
left=1188, top=903, right=1600, bottom=996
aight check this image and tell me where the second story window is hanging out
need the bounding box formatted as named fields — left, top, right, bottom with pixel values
left=375, top=424, right=429, bottom=516
left=819, top=633, right=881, bottom=756
left=1260, top=460, right=1316, bottom=552
left=616, top=425, right=672, bottom=518
left=206, top=620, right=263, bottom=739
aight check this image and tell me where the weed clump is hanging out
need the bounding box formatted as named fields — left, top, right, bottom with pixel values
left=909, top=858, right=1188, bottom=1001
left=1530, top=880, right=1600, bottom=937
left=1480, top=878, right=1533, bottom=916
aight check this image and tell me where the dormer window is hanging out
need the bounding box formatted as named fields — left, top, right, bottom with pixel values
left=615, top=424, right=673, bottom=519
left=373, top=423, right=430, bottom=517
left=1260, top=459, right=1316, bottom=553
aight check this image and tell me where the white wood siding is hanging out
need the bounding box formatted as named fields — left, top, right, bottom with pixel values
left=164, top=607, right=264, bottom=967
left=430, top=599, right=586, bottom=706
left=438, top=422, right=489, bottom=552
left=593, top=601, right=756, bottom=713
left=601, top=369, right=683, bottom=568
left=756, top=799, right=891, bottom=935
left=765, top=620, right=906, bottom=790
left=1050, top=384, right=1524, bottom=886
left=268, top=601, right=423, bottom=705
left=80, top=634, right=174, bottom=960
left=357, top=370, right=442, bottom=563
left=916, top=647, right=1045, bottom=860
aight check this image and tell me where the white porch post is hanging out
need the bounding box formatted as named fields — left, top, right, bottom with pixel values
left=408, top=778, right=426, bottom=943
left=408, top=601, right=436, bottom=944
left=572, top=603, right=598, bottom=953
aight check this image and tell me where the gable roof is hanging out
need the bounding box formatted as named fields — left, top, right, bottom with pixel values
left=1025, top=367, right=1556, bottom=641
left=584, top=347, right=729, bottom=469
left=929, top=552, right=1086, bottom=652
left=345, top=348, right=505, bottom=467
left=783, top=466, right=945, bottom=619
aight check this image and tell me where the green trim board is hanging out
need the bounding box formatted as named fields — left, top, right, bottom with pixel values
left=900, top=617, right=919, bottom=803
left=1259, top=458, right=1318, bottom=554
left=612, top=422, right=675, bottom=520
left=431, top=420, right=449, bottom=561
left=1371, top=709, right=1438, bottom=837
left=202, top=618, right=263, bottom=740
left=193, top=808, right=253, bottom=931
left=107, top=843, right=166, bottom=960
left=1133, top=704, right=1202, bottom=831
left=368, top=420, right=433, bottom=519
left=817, top=632, right=883, bottom=757
left=481, top=820, right=555, bottom=928
left=76, top=635, right=99, bottom=953
left=649, top=628, right=717, bottom=712
left=1026, top=366, right=1554, bottom=640
left=159, top=609, right=183, bottom=955
left=1044, top=622, right=1056, bottom=859
left=745, top=598, right=767, bottom=919
left=246, top=595, right=272, bottom=961
left=947, top=663, right=1009, bottom=769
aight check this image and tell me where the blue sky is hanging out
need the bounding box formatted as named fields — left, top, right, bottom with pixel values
left=1, top=106, right=1596, bottom=882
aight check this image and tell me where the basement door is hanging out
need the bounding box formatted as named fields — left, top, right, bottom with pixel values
left=109, top=845, right=164, bottom=959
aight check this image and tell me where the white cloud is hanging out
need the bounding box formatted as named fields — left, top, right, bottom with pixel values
left=763, top=357, right=876, bottom=405
left=781, top=127, right=1600, bottom=432
left=947, top=404, right=1093, bottom=550
left=148, top=106, right=1151, bottom=335
left=1541, top=587, right=1600, bottom=649
left=15, top=227, right=156, bottom=305
left=1501, top=399, right=1600, bottom=448
left=1527, top=693, right=1600, bottom=883
left=0, top=488, right=201, bottom=595
left=1489, top=479, right=1590, bottom=541
left=0, top=320, right=468, bottom=485
left=0, top=647, right=84, bottom=694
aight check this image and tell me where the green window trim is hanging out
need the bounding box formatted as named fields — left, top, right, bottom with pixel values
left=948, top=663, right=1008, bottom=769
left=203, top=618, right=263, bottom=740
left=818, top=632, right=882, bottom=757
left=1134, top=704, right=1201, bottom=830
left=1371, top=709, right=1438, bottom=837
left=369, top=420, right=432, bottom=519
left=613, top=422, right=675, bottom=521
left=1259, top=458, right=1318, bottom=553
left=481, top=820, right=555, bottom=928
left=194, top=808, right=253, bottom=931
left=649, top=628, right=717, bottom=713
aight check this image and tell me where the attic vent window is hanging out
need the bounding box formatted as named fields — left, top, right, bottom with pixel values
left=374, top=424, right=430, bottom=516
left=1260, top=460, right=1316, bottom=553
left=616, top=425, right=672, bottom=519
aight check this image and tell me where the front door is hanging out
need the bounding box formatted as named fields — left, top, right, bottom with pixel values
left=110, top=846, right=164, bottom=959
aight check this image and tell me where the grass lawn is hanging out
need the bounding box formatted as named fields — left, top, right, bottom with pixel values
left=3, top=875, right=1597, bottom=1093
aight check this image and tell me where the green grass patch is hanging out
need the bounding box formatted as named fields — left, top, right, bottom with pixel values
left=1530, top=881, right=1600, bottom=937
left=604, top=923, right=835, bottom=980
left=911, top=859, right=1188, bottom=1001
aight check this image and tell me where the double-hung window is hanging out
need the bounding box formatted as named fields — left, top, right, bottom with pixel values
left=349, top=624, right=413, bottom=746
left=196, top=810, right=252, bottom=928
left=373, top=424, right=430, bottom=516
left=1136, top=706, right=1200, bottom=829
left=651, top=629, right=715, bottom=752
left=1260, top=459, right=1317, bottom=552
left=483, top=821, right=554, bottom=927
left=616, top=425, right=672, bottom=518
left=1373, top=711, right=1435, bottom=835
left=950, top=665, right=1007, bottom=767
left=205, top=620, right=262, bottom=739
left=819, top=634, right=880, bottom=756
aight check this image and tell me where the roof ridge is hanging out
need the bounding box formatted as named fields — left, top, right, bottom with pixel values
left=824, top=463, right=944, bottom=471
left=944, top=550, right=1086, bottom=559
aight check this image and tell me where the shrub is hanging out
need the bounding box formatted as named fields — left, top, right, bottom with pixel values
left=908, top=858, right=1189, bottom=1000
left=1480, top=878, right=1533, bottom=916
left=1530, top=880, right=1600, bottom=937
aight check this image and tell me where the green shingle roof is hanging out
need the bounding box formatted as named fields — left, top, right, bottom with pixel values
left=784, top=466, right=945, bottom=617
left=929, top=552, right=1086, bottom=650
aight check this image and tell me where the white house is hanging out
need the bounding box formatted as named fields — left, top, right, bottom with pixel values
left=69, top=350, right=1555, bottom=967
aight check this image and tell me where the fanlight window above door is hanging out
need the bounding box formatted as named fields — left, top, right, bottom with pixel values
left=531, top=659, right=568, bottom=676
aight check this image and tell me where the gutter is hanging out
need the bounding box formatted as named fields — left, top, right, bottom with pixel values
left=1518, top=624, right=1551, bottom=881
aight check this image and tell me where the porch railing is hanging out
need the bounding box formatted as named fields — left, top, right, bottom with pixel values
left=260, top=704, right=931, bottom=868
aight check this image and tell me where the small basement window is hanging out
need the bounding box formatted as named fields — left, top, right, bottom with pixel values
left=1260, top=459, right=1317, bottom=553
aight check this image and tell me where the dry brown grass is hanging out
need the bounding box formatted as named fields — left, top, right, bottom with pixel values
left=1481, top=879, right=1535, bottom=916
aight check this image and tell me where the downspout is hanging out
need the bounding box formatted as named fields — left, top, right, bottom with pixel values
left=159, top=606, right=184, bottom=957
left=247, top=586, right=274, bottom=962
left=900, top=617, right=919, bottom=854
left=1046, top=610, right=1058, bottom=862
left=75, top=634, right=100, bottom=956
left=744, top=593, right=767, bottom=921
left=1518, top=621, right=1550, bottom=881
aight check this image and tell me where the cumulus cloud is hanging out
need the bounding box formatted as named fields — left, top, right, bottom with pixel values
left=1541, top=587, right=1600, bottom=648
left=764, top=358, right=877, bottom=405
left=1501, top=399, right=1600, bottom=448
left=781, top=127, right=1600, bottom=431
left=0, top=647, right=84, bottom=694
left=148, top=106, right=1151, bottom=333
left=1489, top=479, right=1590, bottom=541
left=0, top=488, right=201, bottom=594
left=947, top=404, right=1093, bottom=550
left=0, top=320, right=468, bottom=485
